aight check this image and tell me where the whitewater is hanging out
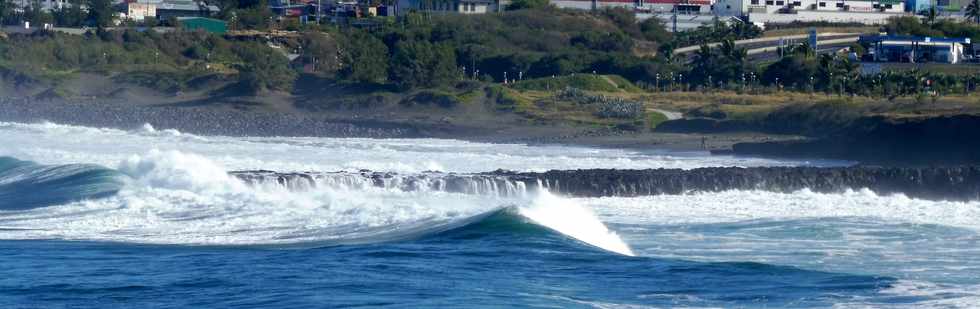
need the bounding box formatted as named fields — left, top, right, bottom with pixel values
left=1, top=121, right=979, bottom=308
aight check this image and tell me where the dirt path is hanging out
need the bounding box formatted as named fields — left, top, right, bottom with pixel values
left=650, top=108, right=683, bottom=120
left=600, top=75, right=623, bottom=91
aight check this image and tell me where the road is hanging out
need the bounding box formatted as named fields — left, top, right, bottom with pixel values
left=674, top=33, right=863, bottom=63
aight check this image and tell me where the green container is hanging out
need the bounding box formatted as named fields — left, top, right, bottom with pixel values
left=178, top=17, right=228, bottom=34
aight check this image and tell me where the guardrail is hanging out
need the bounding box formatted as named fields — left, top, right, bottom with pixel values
left=745, top=37, right=860, bottom=55
left=674, top=32, right=862, bottom=54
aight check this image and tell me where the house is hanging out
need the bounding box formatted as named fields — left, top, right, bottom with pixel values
left=546, top=0, right=717, bottom=32
left=862, top=35, right=970, bottom=63
left=14, top=0, right=70, bottom=11
left=149, top=0, right=220, bottom=20
left=713, top=0, right=910, bottom=25
left=120, top=2, right=158, bottom=21
left=396, top=0, right=499, bottom=14
left=270, top=0, right=315, bottom=17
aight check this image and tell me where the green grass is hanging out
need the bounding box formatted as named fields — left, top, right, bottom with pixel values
left=112, top=70, right=192, bottom=92
left=605, top=75, right=643, bottom=92
left=646, top=111, right=668, bottom=129
left=403, top=90, right=463, bottom=108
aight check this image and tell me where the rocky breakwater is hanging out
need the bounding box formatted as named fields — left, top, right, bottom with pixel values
left=497, top=166, right=980, bottom=201
left=230, top=166, right=980, bottom=201
left=230, top=170, right=530, bottom=197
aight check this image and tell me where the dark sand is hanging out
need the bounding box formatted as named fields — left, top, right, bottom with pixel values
left=0, top=95, right=798, bottom=153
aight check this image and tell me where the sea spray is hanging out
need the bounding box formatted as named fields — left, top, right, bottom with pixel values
left=519, top=189, right=635, bottom=256
left=0, top=150, right=502, bottom=244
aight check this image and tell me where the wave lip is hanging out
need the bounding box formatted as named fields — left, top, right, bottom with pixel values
left=0, top=151, right=635, bottom=257
left=0, top=157, right=124, bottom=210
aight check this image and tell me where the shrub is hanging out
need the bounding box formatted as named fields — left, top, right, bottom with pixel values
left=403, top=90, right=462, bottom=108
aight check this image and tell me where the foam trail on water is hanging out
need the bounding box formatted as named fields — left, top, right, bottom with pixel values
left=519, top=189, right=635, bottom=256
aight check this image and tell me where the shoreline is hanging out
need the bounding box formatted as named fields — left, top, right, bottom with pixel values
left=0, top=97, right=794, bottom=154
left=6, top=97, right=976, bottom=167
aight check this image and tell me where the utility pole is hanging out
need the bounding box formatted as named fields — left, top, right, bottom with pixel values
left=672, top=6, right=677, bottom=33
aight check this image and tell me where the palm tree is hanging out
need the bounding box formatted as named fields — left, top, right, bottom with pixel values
left=691, top=44, right=714, bottom=71
left=657, top=42, right=676, bottom=64
left=967, top=0, right=980, bottom=24
left=791, top=41, right=815, bottom=58
left=924, top=6, right=937, bottom=25
left=690, top=44, right=716, bottom=86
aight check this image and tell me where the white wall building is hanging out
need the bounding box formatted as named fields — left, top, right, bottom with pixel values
left=397, top=0, right=497, bottom=14
left=16, top=0, right=71, bottom=11
left=122, top=3, right=158, bottom=21
left=713, top=0, right=908, bottom=24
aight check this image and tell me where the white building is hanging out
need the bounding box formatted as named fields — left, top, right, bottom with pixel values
left=15, top=0, right=71, bottom=11
left=121, top=3, right=158, bottom=21
left=713, top=0, right=908, bottom=24
left=397, top=0, right=498, bottom=14
left=864, top=35, right=970, bottom=63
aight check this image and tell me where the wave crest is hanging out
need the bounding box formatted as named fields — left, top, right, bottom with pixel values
left=0, top=151, right=634, bottom=256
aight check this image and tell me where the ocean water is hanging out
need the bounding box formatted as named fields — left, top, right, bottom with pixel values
left=1, top=121, right=978, bottom=308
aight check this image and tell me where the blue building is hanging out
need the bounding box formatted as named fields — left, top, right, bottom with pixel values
left=907, top=0, right=932, bottom=12
left=862, top=35, right=971, bottom=63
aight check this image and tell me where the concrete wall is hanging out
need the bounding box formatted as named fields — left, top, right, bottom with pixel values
left=713, top=0, right=748, bottom=15
left=637, top=13, right=723, bottom=31
left=749, top=10, right=909, bottom=23
left=456, top=2, right=490, bottom=13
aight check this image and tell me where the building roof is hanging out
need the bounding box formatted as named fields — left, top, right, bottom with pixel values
left=862, top=35, right=971, bottom=44
left=177, top=17, right=228, bottom=33
left=152, top=0, right=220, bottom=12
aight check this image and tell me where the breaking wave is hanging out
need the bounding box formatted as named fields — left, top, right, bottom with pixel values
left=0, top=150, right=634, bottom=256
left=0, top=157, right=124, bottom=210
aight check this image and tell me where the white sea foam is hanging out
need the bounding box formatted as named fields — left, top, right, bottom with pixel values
left=581, top=189, right=980, bottom=229
left=0, top=121, right=847, bottom=173
left=0, top=149, right=635, bottom=257
left=1, top=120, right=978, bottom=306
left=520, top=189, right=634, bottom=256
left=580, top=191, right=980, bottom=307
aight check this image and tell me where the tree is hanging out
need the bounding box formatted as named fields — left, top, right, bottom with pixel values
left=640, top=17, right=672, bottom=43
left=968, top=0, right=980, bottom=24
left=925, top=6, right=937, bottom=25
left=656, top=41, right=676, bottom=64
left=235, top=6, right=273, bottom=30
left=235, top=43, right=298, bottom=93
left=389, top=40, right=458, bottom=90
left=52, top=0, right=86, bottom=27
left=87, top=0, right=115, bottom=28
left=0, top=0, right=13, bottom=26
left=570, top=30, right=633, bottom=52
left=301, top=32, right=340, bottom=75
left=688, top=43, right=717, bottom=86
left=339, top=30, right=388, bottom=83
left=505, top=0, right=550, bottom=10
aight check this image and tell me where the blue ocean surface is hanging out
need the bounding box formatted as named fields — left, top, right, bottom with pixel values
left=0, top=218, right=901, bottom=308
left=1, top=122, right=978, bottom=308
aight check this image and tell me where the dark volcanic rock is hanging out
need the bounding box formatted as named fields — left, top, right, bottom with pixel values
left=0, top=98, right=419, bottom=138
left=732, top=115, right=980, bottom=165
left=497, top=166, right=980, bottom=201
left=231, top=166, right=980, bottom=201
